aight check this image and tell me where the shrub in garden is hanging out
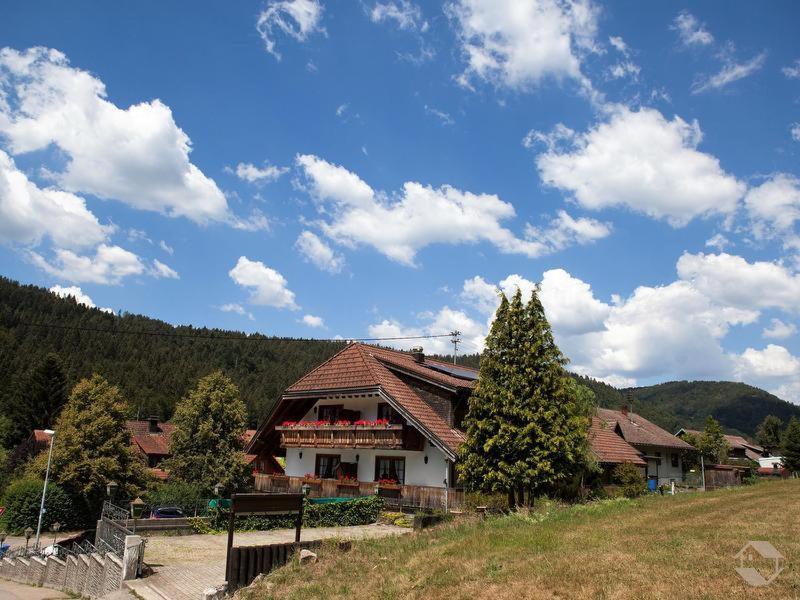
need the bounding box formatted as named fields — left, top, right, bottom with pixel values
left=612, top=463, right=647, bottom=498
left=0, top=478, right=77, bottom=534
left=146, top=481, right=206, bottom=513
left=200, top=495, right=385, bottom=532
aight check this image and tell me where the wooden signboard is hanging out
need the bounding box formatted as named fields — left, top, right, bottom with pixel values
left=225, top=493, right=304, bottom=584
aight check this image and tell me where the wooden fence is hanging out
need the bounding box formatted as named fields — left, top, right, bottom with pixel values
left=254, top=474, right=464, bottom=511
left=228, top=541, right=321, bottom=591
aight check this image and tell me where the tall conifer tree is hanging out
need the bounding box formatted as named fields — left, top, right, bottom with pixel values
left=783, top=417, right=800, bottom=475
left=459, top=288, right=590, bottom=506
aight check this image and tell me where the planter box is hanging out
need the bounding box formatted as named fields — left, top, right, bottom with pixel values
left=336, top=480, right=360, bottom=488
left=377, top=485, right=401, bottom=499
left=302, top=478, right=323, bottom=486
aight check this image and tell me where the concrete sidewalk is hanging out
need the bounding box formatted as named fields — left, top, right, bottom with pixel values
left=0, top=579, right=70, bottom=600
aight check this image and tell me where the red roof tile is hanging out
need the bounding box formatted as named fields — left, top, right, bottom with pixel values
left=589, top=417, right=646, bottom=466
left=678, top=429, right=763, bottom=455
left=599, top=409, right=694, bottom=450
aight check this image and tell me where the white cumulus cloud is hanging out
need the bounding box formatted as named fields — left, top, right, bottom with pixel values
left=229, top=162, right=288, bottom=184
left=370, top=1, right=426, bottom=31
left=229, top=256, right=298, bottom=309
left=0, top=47, right=234, bottom=225
left=295, top=230, right=344, bottom=273
left=446, top=0, right=599, bottom=93
left=31, top=244, right=146, bottom=285
left=0, top=149, right=110, bottom=250
left=296, top=153, right=601, bottom=265
left=219, top=303, right=254, bottom=320
left=763, top=318, right=797, bottom=340
left=532, top=106, right=744, bottom=226
left=302, top=314, right=325, bottom=328
left=50, top=284, right=113, bottom=313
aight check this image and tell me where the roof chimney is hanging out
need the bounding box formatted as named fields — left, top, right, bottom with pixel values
left=410, top=346, right=424, bottom=363
left=148, top=416, right=159, bottom=433
left=621, top=404, right=628, bottom=417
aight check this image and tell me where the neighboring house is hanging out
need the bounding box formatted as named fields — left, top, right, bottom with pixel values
left=675, top=428, right=766, bottom=462
left=246, top=343, right=474, bottom=508
left=127, top=417, right=175, bottom=469
left=597, top=408, right=694, bottom=486
left=28, top=418, right=263, bottom=481
left=588, top=416, right=646, bottom=483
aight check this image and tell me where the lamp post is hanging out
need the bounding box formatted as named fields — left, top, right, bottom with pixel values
left=51, top=521, right=61, bottom=547
left=130, top=497, right=145, bottom=535
left=106, top=480, right=119, bottom=505
left=24, top=527, right=33, bottom=553
left=214, top=482, right=224, bottom=498
left=35, top=429, right=56, bottom=550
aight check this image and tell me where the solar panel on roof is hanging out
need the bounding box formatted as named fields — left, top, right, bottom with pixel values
left=425, top=363, right=479, bottom=381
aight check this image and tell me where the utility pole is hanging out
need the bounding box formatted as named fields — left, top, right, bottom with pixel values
left=450, top=330, right=461, bottom=365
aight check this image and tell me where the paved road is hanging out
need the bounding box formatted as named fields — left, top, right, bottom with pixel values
left=0, top=580, right=70, bottom=600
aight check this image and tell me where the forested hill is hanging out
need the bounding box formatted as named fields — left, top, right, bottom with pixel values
left=2, top=277, right=799, bottom=438
left=572, top=375, right=800, bottom=439
left=0, top=277, right=345, bottom=423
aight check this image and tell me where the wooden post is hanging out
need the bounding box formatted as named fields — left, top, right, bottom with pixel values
left=224, top=495, right=236, bottom=584
left=295, top=500, right=303, bottom=543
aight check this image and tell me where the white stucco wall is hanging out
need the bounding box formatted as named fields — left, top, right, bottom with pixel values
left=638, top=445, right=685, bottom=484
left=284, top=444, right=450, bottom=488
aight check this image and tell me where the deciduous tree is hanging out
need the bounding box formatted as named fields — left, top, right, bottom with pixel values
left=162, top=371, right=252, bottom=494
left=28, top=375, right=147, bottom=523
left=694, top=416, right=730, bottom=464
left=756, top=415, right=784, bottom=454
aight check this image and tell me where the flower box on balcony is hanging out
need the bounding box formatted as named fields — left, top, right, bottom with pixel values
left=337, top=479, right=360, bottom=488
left=302, top=476, right=323, bottom=486
left=271, top=474, right=289, bottom=482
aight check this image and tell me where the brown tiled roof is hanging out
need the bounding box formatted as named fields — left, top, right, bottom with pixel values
left=125, top=420, right=176, bottom=437
left=598, top=408, right=694, bottom=450
left=589, top=417, right=646, bottom=466
left=132, top=433, right=171, bottom=456
left=367, top=345, right=478, bottom=389
left=679, top=429, right=763, bottom=455
left=32, top=429, right=52, bottom=445
left=280, top=343, right=466, bottom=456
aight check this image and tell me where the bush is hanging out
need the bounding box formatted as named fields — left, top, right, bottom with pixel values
left=612, top=463, right=647, bottom=498
left=464, top=491, right=509, bottom=512
left=202, top=495, right=385, bottom=532
left=145, top=481, right=207, bottom=514
left=0, top=478, right=78, bottom=534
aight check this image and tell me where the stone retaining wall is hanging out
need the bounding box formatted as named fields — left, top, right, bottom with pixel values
left=1, top=550, right=127, bottom=598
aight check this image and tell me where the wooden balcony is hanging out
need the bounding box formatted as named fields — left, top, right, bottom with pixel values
left=254, top=473, right=465, bottom=511
left=275, top=424, right=405, bottom=449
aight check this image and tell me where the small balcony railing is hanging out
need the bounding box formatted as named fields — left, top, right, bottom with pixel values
left=275, top=423, right=404, bottom=449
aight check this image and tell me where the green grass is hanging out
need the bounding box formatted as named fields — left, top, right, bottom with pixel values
left=242, top=480, right=800, bottom=600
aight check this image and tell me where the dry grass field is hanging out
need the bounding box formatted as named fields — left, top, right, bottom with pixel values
left=244, top=479, right=800, bottom=600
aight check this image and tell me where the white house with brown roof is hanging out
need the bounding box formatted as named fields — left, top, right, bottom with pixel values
left=246, top=343, right=476, bottom=509
left=598, top=408, right=694, bottom=486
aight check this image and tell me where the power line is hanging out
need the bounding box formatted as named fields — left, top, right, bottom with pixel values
left=12, top=320, right=453, bottom=344
left=450, top=330, right=462, bottom=365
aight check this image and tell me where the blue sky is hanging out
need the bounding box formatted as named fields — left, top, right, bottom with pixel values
left=2, top=1, right=800, bottom=401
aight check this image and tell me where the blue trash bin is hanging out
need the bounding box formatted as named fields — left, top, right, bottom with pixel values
left=647, top=478, right=658, bottom=492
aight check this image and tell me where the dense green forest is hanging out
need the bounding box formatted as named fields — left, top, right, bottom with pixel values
left=0, top=277, right=344, bottom=426
left=2, top=277, right=798, bottom=440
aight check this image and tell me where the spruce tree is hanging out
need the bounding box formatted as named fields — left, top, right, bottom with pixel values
left=162, top=371, right=252, bottom=494
left=783, top=417, right=800, bottom=475
left=459, top=288, right=591, bottom=507
left=0, top=354, right=67, bottom=447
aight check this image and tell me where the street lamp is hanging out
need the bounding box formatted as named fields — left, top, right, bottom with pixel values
left=214, top=482, right=224, bottom=497
left=24, top=527, right=33, bottom=553
left=130, top=497, right=145, bottom=535
left=35, top=429, right=55, bottom=550
left=51, top=521, right=61, bottom=547
left=106, top=481, right=119, bottom=502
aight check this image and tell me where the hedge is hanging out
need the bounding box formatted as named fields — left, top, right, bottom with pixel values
left=195, top=495, right=384, bottom=533
left=0, top=478, right=78, bottom=534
